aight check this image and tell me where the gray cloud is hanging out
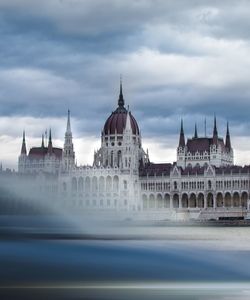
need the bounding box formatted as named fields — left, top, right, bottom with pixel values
left=1, top=0, right=250, bottom=167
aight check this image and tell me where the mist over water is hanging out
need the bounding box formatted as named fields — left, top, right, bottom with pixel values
left=1, top=180, right=250, bottom=299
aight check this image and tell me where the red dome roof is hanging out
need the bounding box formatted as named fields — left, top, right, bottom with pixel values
left=103, top=81, right=139, bottom=135
left=103, top=109, right=139, bottom=135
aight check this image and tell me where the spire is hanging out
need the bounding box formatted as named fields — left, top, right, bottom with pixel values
left=48, top=128, right=53, bottom=154
left=118, top=75, right=125, bottom=108
left=21, top=130, right=27, bottom=155
left=212, top=114, right=218, bottom=144
left=41, top=134, right=44, bottom=148
left=225, top=121, right=231, bottom=150
left=66, top=109, right=71, bottom=133
left=213, top=114, right=218, bottom=137
left=194, top=123, right=198, bottom=138
left=125, top=107, right=132, bottom=132
left=178, top=119, right=185, bottom=148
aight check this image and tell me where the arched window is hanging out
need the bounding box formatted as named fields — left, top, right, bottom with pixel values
left=208, top=180, right=212, bottom=189
left=99, top=176, right=105, bottom=193
left=71, top=177, right=77, bottom=194
left=123, top=180, right=127, bottom=190
left=106, top=176, right=112, bottom=193
left=174, top=181, right=178, bottom=190
left=78, top=177, right=83, bottom=193
left=85, top=177, right=90, bottom=193
left=113, top=176, right=119, bottom=193
left=92, top=177, right=98, bottom=193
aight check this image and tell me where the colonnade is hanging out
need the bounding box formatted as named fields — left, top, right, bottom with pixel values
left=142, top=191, right=248, bottom=210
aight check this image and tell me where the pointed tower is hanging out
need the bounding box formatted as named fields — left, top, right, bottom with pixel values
left=178, top=119, right=185, bottom=148
left=125, top=107, right=132, bottom=132
left=212, top=115, right=218, bottom=145
left=48, top=129, right=53, bottom=155
left=194, top=123, right=198, bottom=138
left=21, top=131, right=27, bottom=155
left=41, top=134, right=45, bottom=148
left=177, top=119, right=186, bottom=168
left=18, top=130, right=27, bottom=173
left=225, top=121, right=231, bottom=150
left=118, top=76, right=125, bottom=108
left=122, top=107, right=138, bottom=170
left=63, top=109, right=75, bottom=171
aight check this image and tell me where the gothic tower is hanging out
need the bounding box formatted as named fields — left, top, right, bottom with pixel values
left=18, top=131, right=27, bottom=173
left=177, top=119, right=186, bottom=168
left=62, top=110, right=75, bottom=171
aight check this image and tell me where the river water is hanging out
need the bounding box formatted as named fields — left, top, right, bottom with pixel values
left=0, top=216, right=250, bottom=299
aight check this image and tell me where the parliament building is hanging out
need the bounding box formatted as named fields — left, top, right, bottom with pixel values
left=17, top=82, right=250, bottom=220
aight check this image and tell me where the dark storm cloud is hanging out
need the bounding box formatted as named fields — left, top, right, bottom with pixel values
left=1, top=0, right=250, bottom=156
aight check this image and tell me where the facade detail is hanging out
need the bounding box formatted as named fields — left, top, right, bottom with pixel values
left=177, top=116, right=234, bottom=169
left=18, top=129, right=62, bottom=174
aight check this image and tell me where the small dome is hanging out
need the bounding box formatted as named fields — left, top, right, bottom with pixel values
left=103, top=81, right=139, bottom=135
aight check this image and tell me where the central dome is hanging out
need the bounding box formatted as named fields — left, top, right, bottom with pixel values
left=103, top=82, right=139, bottom=135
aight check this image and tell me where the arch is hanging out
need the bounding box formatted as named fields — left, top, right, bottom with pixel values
left=216, top=192, right=223, bottom=207
left=164, top=193, right=170, bottom=208
left=233, top=192, right=240, bottom=207
left=142, top=194, right=148, bottom=210
left=106, top=176, right=112, bottom=193
left=85, top=177, right=91, bottom=193
left=173, top=193, right=179, bottom=208
left=149, top=194, right=155, bottom=209
left=71, top=177, right=77, bottom=194
left=99, top=176, right=105, bottom=193
left=189, top=193, right=196, bottom=208
left=207, top=193, right=214, bottom=208
left=181, top=193, right=188, bottom=208
left=156, top=193, right=163, bottom=209
left=123, top=180, right=127, bottom=190
left=241, top=191, right=248, bottom=208
left=78, top=177, right=83, bottom=193
left=117, top=150, right=122, bottom=168
left=208, top=180, right=212, bottom=190
left=173, top=181, right=178, bottom=190
left=113, top=175, right=119, bottom=193
left=197, top=193, right=204, bottom=208
left=225, top=192, right=232, bottom=207
left=92, top=176, right=98, bottom=193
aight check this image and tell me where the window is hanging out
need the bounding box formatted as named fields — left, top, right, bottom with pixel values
left=124, top=180, right=127, bottom=190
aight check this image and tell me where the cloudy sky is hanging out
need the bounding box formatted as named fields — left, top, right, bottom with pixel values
left=1, top=0, right=250, bottom=169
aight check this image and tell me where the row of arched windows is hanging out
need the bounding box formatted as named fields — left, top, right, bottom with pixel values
left=62, top=176, right=130, bottom=195
left=142, top=191, right=248, bottom=210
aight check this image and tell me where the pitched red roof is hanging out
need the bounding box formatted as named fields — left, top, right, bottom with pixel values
left=140, top=163, right=172, bottom=177
left=186, top=137, right=225, bottom=153
left=28, top=147, right=62, bottom=159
